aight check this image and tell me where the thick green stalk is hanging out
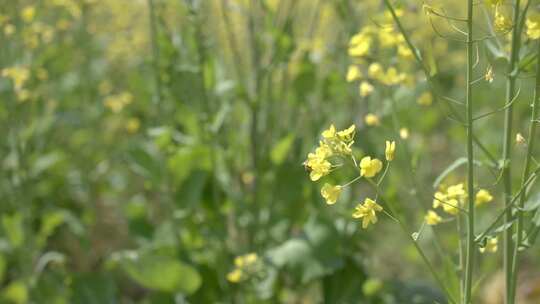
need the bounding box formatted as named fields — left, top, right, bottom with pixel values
left=502, top=1, right=521, bottom=303
left=463, top=0, right=475, bottom=302
left=509, top=40, right=540, bottom=302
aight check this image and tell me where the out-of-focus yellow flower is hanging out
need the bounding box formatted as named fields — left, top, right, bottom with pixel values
left=364, top=113, right=380, bottom=126
left=494, top=8, right=512, bottom=32
left=126, top=118, right=141, bottom=133
left=447, top=183, right=467, bottom=200
left=381, top=67, right=406, bottom=85
left=480, top=237, right=498, bottom=253
left=234, top=253, right=258, bottom=267
left=104, top=92, right=133, bottom=113
left=346, top=65, right=362, bottom=82
left=397, top=44, right=412, bottom=58
left=379, top=27, right=398, bottom=47
left=21, top=6, right=36, bottom=23
left=4, top=23, right=15, bottom=36
left=368, top=63, right=383, bottom=79
left=353, top=198, right=383, bottom=229
left=227, top=268, right=243, bottom=283
left=228, top=252, right=259, bottom=283
left=433, top=184, right=465, bottom=215
left=485, top=66, right=494, bottom=83
left=321, top=183, right=342, bottom=205
left=2, top=66, right=30, bottom=90
left=359, top=81, right=374, bottom=97
left=425, top=210, right=442, bottom=226
left=359, top=156, right=383, bottom=178
left=526, top=13, right=540, bottom=39
left=516, top=133, right=526, bottom=145
left=442, top=198, right=461, bottom=215
left=348, top=32, right=372, bottom=57
left=432, top=191, right=446, bottom=209
left=385, top=140, right=396, bottom=161
left=475, top=189, right=493, bottom=206
left=417, top=92, right=433, bottom=106
left=399, top=128, right=409, bottom=139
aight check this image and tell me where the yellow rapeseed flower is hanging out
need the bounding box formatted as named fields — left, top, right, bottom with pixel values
left=446, top=183, right=467, bottom=200
left=479, top=237, right=498, bottom=253
left=348, top=32, right=372, bottom=57
left=21, top=6, right=36, bottom=23
left=1, top=66, right=30, bottom=90
left=442, top=198, right=460, bottom=215
left=321, top=183, right=342, bottom=205
left=4, top=24, right=15, bottom=36
left=399, top=128, right=409, bottom=139
left=322, top=124, right=337, bottom=139
left=381, top=67, right=406, bottom=86
left=425, top=210, right=442, bottom=226
left=306, top=150, right=332, bottom=181
left=526, top=13, right=540, bottom=39
left=385, top=140, right=396, bottom=161
left=337, top=124, right=355, bottom=142
left=432, top=191, right=447, bottom=209
left=364, top=113, right=380, bottom=126
left=475, top=189, right=493, bottom=206
left=346, top=65, right=362, bottom=82
left=359, top=156, right=383, bottom=178
left=494, top=8, right=512, bottom=32
left=353, top=198, right=383, bottom=229
left=368, top=63, right=383, bottom=79
left=359, top=81, right=374, bottom=97
left=227, top=268, right=243, bottom=283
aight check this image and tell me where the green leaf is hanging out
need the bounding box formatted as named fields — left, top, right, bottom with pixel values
left=2, top=213, right=24, bottom=249
left=523, top=193, right=540, bottom=212
left=119, top=252, right=201, bottom=294
left=270, top=134, right=295, bottom=165
left=2, top=281, right=28, bottom=304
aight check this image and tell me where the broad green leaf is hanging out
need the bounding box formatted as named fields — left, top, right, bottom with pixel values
left=2, top=281, right=28, bottom=304
left=2, top=213, right=24, bottom=249
left=120, top=253, right=201, bottom=294
left=270, top=134, right=295, bottom=165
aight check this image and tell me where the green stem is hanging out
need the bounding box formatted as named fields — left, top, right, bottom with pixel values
left=509, top=39, right=540, bottom=302
left=366, top=181, right=457, bottom=304
left=502, top=1, right=522, bottom=303
left=475, top=168, right=540, bottom=242
left=463, top=0, right=475, bottom=302
left=147, top=0, right=162, bottom=109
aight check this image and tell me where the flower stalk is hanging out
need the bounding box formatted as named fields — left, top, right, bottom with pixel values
left=463, top=0, right=475, bottom=302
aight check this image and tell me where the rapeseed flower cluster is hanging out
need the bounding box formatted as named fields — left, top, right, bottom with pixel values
left=346, top=15, right=414, bottom=98
left=227, top=253, right=260, bottom=283
left=427, top=183, right=494, bottom=225
left=304, top=124, right=356, bottom=181
left=104, top=92, right=133, bottom=113
left=1, top=66, right=31, bottom=102
left=526, top=13, right=540, bottom=39
left=306, top=124, right=397, bottom=229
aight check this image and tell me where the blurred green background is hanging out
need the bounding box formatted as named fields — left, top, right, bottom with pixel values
left=1, top=0, right=540, bottom=303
